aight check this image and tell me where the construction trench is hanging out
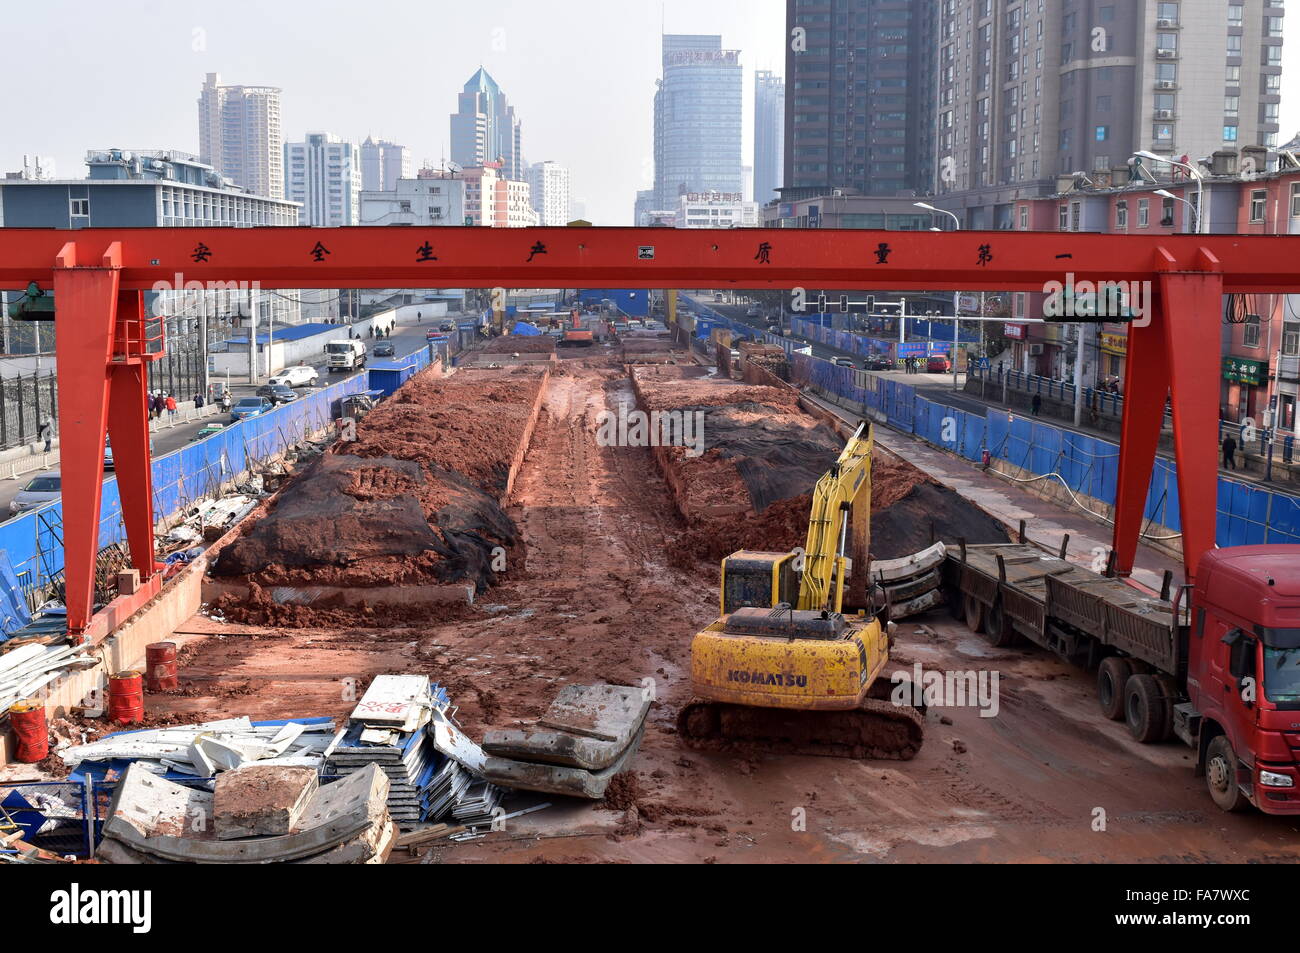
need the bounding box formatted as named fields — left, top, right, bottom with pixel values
left=10, top=328, right=1300, bottom=864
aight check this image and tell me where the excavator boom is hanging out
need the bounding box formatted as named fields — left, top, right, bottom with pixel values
left=797, top=422, right=873, bottom=613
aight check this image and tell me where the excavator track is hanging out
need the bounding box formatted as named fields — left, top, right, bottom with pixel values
left=676, top=695, right=925, bottom=761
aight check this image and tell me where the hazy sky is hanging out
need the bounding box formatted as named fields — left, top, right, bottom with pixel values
left=2, top=1, right=1296, bottom=225
left=2, top=0, right=786, bottom=224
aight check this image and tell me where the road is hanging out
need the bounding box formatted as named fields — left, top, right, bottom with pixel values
left=0, top=313, right=442, bottom=518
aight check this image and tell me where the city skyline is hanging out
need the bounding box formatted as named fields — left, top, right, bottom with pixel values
left=0, top=0, right=787, bottom=225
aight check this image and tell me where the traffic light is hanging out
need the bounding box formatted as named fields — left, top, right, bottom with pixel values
left=839, top=294, right=849, bottom=313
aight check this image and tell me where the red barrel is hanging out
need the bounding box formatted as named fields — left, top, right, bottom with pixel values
left=145, top=642, right=179, bottom=692
left=107, top=671, right=144, bottom=725
left=9, top=700, right=48, bottom=762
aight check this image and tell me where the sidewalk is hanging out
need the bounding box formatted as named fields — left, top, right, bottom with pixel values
left=0, top=401, right=221, bottom=481
left=765, top=316, right=1299, bottom=495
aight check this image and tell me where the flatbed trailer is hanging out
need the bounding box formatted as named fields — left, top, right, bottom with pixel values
left=945, top=540, right=1188, bottom=744
left=943, top=539, right=1300, bottom=815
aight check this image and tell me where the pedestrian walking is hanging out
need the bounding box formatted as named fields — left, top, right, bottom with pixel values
left=166, top=394, right=177, bottom=417
left=38, top=419, right=52, bottom=453
left=1031, top=393, right=1043, bottom=417
left=194, top=392, right=204, bottom=409
left=220, top=389, right=232, bottom=413
left=1222, top=434, right=1237, bottom=470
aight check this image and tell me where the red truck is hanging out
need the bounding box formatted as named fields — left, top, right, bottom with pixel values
left=948, top=540, right=1300, bottom=814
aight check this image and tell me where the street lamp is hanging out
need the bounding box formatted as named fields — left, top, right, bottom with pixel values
left=914, top=201, right=961, bottom=231
left=1134, top=150, right=1206, bottom=234
left=916, top=202, right=963, bottom=366
left=1153, top=188, right=1199, bottom=233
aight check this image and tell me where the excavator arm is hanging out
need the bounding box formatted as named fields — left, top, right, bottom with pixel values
left=796, top=422, right=873, bottom=614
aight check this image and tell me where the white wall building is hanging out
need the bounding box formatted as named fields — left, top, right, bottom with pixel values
left=526, top=160, right=570, bottom=225
left=676, top=190, right=758, bottom=228
left=500, top=177, right=538, bottom=227
left=360, top=175, right=467, bottom=226
left=285, top=132, right=363, bottom=226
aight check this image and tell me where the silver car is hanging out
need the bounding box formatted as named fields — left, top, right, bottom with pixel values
left=10, top=471, right=61, bottom=515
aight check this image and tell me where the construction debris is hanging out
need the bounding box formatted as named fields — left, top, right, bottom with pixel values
left=0, top=642, right=94, bottom=713
left=58, top=717, right=336, bottom=775
left=481, top=684, right=651, bottom=799
left=323, top=674, right=504, bottom=830
left=96, top=761, right=394, bottom=864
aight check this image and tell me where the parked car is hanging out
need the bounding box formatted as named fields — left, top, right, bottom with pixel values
left=9, top=471, right=61, bottom=515
left=373, top=342, right=396, bottom=357
left=832, top=356, right=856, bottom=368
left=864, top=355, right=894, bottom=371
left=926, top=355, right=953, bottom=373
left=438, top=321, right=455, bottom=332
left=267, top=364, right=319, bottom=388
left=230, top=396, right=273, bottom=421
left=256, top=384, right=298, bottom=405
left=104, top=436, right=156, bottom=469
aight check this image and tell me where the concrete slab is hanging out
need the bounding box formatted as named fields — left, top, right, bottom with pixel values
left=214, top=765, right=318, bottom=840
left=483, top=684, right=651, bottom=770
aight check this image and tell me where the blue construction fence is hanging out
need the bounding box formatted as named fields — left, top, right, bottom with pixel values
left=790, top=317, right=952, bottom=359
left=0, top=371, right=371, bottom=613
left=788, top=354, right=1300, bottom=548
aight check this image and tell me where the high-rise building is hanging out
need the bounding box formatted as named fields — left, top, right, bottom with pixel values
left=527, top=161, right=571, bottom=225
left=753, top=71, right=785, bottom=205
left=451, top=68, right=523, bottom=181
left=783, top=1, right=937, bottom=199
left=654, top=35, right=743, bottom=210
left=285, top=133, right=363, bottom=226
left=198, top=73, right=284, bottom=200
left=361, top=138, right=413, bottom=192
left=931, top=0, right=1285, bottom=229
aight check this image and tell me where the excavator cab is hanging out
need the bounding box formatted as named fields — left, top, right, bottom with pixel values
left=719, top=551, right=799, bottom=614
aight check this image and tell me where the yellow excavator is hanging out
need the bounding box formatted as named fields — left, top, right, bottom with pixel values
left=677, top=421, right=925, bottom=760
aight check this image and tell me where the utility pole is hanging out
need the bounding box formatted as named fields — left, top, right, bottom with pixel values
left=1072, top=323, right=1086, bottom=428
left=247, top=286, right=258, bottom=385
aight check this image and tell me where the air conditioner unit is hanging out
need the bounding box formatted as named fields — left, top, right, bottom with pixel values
left=1158, top=81, right=1177, bottom=89
left=1156, top=49, right=1176, bottom=58
left=1157, top=18, right=1175, bottom=27
left=1028, top=343, right=1044, bottom=356
left=1156, top=109, right=1173, bottom=119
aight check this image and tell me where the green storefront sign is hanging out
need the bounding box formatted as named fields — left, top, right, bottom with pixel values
left=1222, top=357, right=1267, bottom=385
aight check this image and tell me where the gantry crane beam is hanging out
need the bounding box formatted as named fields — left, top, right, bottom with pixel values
left=0, top=226, right=1298, bottom=292
left=1, top=227, right=1294, bottom=636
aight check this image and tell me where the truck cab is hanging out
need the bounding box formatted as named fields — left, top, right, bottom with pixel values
left=326, top=339, right=366, bottom=372
left=1189, top=546, right=1300, bottom=814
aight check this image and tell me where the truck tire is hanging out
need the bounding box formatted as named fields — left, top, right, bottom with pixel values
left=1096, top=657, right=1131, bottom=721
left=1205, top=735, right=1250, bottom=813
left=1124, top=673, right=1167, bottom=744
left=962, top=594, right=985, bottom=633
left=1152, top=673, right=1178, bottom=741
left=984, top=600, right=1017, bottom=647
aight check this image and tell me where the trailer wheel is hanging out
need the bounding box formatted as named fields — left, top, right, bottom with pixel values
left=1205, top=735, right=1249, bottom=813
left=1096, top=657, right=1130, bottom=721
left=962, top=594, right=985, bottom=633
left=1124, top=674, right=1167, bottom=744
left=984, top=600, right=1016, bottom=647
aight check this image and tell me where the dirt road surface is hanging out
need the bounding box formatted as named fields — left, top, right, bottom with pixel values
left=158, top=361, right=1300, bottom=863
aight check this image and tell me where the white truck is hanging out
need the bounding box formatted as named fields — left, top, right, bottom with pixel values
left=326, top=339, right=366, bottom=373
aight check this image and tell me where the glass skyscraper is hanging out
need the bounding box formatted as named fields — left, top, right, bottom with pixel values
left=653, top=35, right=743, bottom=210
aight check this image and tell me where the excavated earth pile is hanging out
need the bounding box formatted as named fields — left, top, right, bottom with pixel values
left=209, top=367, right=547, bottom=613
left=630, top=371, right=1010, bottom=566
